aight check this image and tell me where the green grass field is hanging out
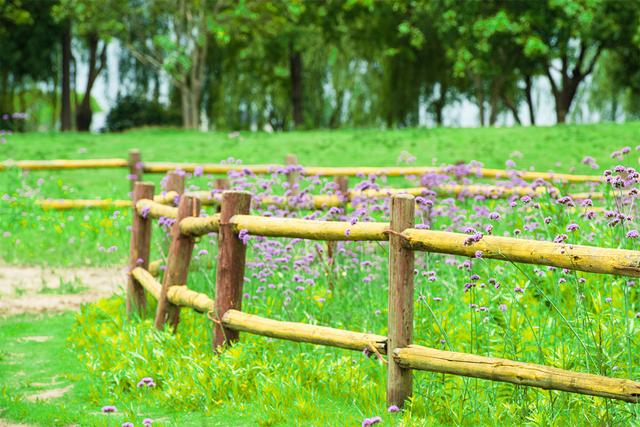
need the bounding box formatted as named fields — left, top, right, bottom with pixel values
left=1, top=124, right=639, bottom=426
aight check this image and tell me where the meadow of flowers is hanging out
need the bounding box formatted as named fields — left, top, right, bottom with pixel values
left=0, top=130, right=639, bottom=426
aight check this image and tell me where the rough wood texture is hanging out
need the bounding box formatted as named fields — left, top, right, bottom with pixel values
left=387, top=194, right=416, bottom=407
left=393, top=345, right=640, bottom=403
left=165, top=171, right=185, bottom=196
left=127, top=182, right=155, bottom=316
left=154, top=195, right=201, bottom=331
left=3, top=157, right=602, bottom=183
left=479, top=167, right=602, bottom=183
left=230, top=215, right=389, bottom=241
left=222, top=309, right=387, bottom=353
left=214, top=191, right=252, bottom=349
left=9, top=158, right=128, bottom=170
left=167, top=286, right=214, bottom=313
left=37, top=199, right=133, bottom=209
left=132, top=267, right=214, bottom=313
left=148, top=259, right=164, bottom=277
left=131, top=267, right=161, bottom=300
left=335, top=176, right=349, bottom=196
left=143, top=162, right=277, bottom=174
left=404, top=229, right=640, bottom=277
left=128, top=150, right=143, bottom=189
left=180, top=214, right=221, bottom=236
left=136, top=199, right=179, bottom=219
left=285, top=154, right=300, bottom=195
left=215, top=179, right=230, bottom=212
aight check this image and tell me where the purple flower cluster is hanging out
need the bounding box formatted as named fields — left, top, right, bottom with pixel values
left=362, top=416, right=382, bottom=426
left=137, top=377, right=156, bottom=388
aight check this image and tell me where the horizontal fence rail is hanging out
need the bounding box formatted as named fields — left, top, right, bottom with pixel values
left=221, top=310, right=388, bottom=354
left=393, top=345, right=640, bottom=403
left=1, top=158, right=129, bottom=170
left=2, top=152, right=605, bottom=183
left=131, top=267, right=214, bottom=313
left=34, top=183, right=563, bottom=211
left=131, top=270, right=640, bottom=403
left=403, top=229, right=640, bottom=277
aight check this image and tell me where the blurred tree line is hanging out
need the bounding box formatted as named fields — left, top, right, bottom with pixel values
left=1, top=0, right=639, bottom=132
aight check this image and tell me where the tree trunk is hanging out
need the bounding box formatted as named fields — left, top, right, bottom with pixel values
left=524, top=75, right=535, bottom=125
left=51, top=78, right=58, bottom=130
left=76, top=34, right=106, bottom=132
left=60, top=22, right=72, bottom=131
left=181, top=86, right=191, bottom=129
left=289, top=42, right=303, bottom=128
left=489, top=88, right=499, bottom=126
left=329, top=90, right=344, bottom=128
left=501, top=94, right=522, bottom=125
left=433, top=83, right=447, bottom=126
left=0, top=70, right=8, bottom=113
left=548, top=45, right=602, bottom=125
left=555, top=81, right=579, bottom=124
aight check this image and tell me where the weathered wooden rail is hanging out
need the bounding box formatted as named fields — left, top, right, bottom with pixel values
left=124, top=183, right=639, bottom=409
left=3, top=149, right=604, bottom=183
left=36, top=182, right=560, bottom=211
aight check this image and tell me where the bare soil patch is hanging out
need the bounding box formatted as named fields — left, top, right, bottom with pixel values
left=0, top=265, right=126, bottom=316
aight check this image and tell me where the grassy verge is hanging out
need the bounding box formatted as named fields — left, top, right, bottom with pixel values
left=0, top=124, right=639, bottom=425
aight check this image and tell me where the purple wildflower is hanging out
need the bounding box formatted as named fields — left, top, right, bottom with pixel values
left=238, top=229, right=250, bottom=245
left=627, top=230, right=639, bottom=238
left=362, top=416, right=382, bottom=427
left=499, top=304, right=507, bottom=312
left=141, top=206, right=150, bottom=219
left=143, top=419, right=153, bottom=426
left=102, top=405, right=117, bottom=413
left=388, top=405, right=401, bottom=413
left=122, top=423, right=134, bottom=427
left=566, top=223, right=579, bottom=232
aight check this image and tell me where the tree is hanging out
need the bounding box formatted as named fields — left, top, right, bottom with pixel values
left=121, top=0, right=240, bottom=129
left=53, top=0, right=123, bottom=131
left=523, top=0, right=640, bottom=123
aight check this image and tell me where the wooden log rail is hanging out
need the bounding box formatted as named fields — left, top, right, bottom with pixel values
left=132, top=196, right=640, bottom=278
left=221, top=310, right=387, bottom=353
left=135, top=199, right=179, bottom=219
left=403, top=229, right=640, bottom=278
left=131, top=267, right=213, bottom=313
left=2, top=156, right=604, bottom=183
left=3, top=159, right=128, bottom=170
left=393, top=345, right=640, bottom=403
left=129, top=269, right=640, bottom=403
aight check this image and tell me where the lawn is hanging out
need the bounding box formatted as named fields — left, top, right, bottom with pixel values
left=1, top=123, right=639, bottom=426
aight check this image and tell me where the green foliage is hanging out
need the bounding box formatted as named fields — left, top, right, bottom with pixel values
left=106, top=95, right=181, bottom=132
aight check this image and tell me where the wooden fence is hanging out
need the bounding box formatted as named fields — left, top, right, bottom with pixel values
left=126, top=181, right=640, bottom=408
left=3, top=149, right=604, bottom=183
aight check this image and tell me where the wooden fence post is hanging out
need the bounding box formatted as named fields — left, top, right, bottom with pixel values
left=214, top=191, right=252, bottom=349
left=128, top=149, right=143, bottom=190
left=215, top=178, right=230, bottom=213
left=334, top=176, right=349, bottom=201
left=165, top=171, right=185, bottom=199
left=154, top=195, right=201, bottom=331
left=387, top=194, right=415, bottom=408
left=127, top=182, right=155, bottom=316
left=285, top=154, right=299, bottom=196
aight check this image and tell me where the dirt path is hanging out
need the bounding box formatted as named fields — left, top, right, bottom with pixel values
left=0, top=265, right=126, bottom=316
